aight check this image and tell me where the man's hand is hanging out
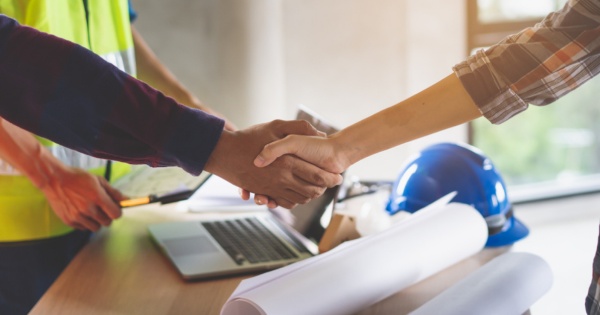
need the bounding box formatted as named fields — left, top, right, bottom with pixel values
left=205, top=120, right=343, bottom=209
left=0, top=118, right=125, bottom=231
left=41, top=166, right=125, bottom=231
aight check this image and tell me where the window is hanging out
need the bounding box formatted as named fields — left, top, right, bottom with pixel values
left=467, top=0, right=566, bottom=51
left=467, top=0, right=600, bottom=202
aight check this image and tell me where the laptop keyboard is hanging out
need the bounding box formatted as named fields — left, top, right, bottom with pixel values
left=202, top=218, right=305, bottom=265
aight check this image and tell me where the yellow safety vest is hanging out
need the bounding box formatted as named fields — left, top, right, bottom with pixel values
left=0, top=0, right=134, bottom=242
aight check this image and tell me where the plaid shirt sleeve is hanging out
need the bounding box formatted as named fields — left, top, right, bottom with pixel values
left=453, top=0, right=600, bottom=125
left=0, top=15, right=224, bottom=176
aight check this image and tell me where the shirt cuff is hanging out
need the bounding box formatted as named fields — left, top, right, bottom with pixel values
left=453, top=50, right=529, bottom=125
left=160, top=108, right=225, bottom=176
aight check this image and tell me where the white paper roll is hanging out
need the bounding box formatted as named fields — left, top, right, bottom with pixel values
left=221, top=201, right=488, bottom=315
left=409, top=252, right=553, bottom=315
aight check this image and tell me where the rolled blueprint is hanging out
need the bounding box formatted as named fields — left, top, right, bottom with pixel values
left=220, top=200, right=488, bottom=315
left=410, top=252, right=553, bottom=315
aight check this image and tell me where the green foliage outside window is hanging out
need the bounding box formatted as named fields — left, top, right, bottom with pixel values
left=473, top=76, right=600, bottom=186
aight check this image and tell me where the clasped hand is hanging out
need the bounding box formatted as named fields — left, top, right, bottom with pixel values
left=247, top=131, right=351, bottom=207
left=205, top=119, right=343, bottom=209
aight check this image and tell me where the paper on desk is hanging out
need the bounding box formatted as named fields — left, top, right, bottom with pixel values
left=185, top=175, right=266, bottom=212
left=410, top=252, right=553, bottom=315
left=227, top=192, right=457, bottom=298
left=220, top=195, right=488, bottom=315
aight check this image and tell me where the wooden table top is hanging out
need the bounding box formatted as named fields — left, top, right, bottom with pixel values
left=30, top=203, right=509, bottom=315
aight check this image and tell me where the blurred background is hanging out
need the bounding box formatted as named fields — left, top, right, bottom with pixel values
left=130, top=0, right=466, bottom=183
left=131, top=0, right=600, bottom=203
left=130, top=1, right=600, bottom=313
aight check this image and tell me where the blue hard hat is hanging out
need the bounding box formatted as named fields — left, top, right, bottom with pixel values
left=386, top=142, right=528, bottom=247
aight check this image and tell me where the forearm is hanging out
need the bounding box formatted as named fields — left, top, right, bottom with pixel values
left=254, top=0, right=600, bottom=177
left=0, top=118, right=62, bottom=189
left=332, top=74, right=482, bottom=166
left=131, top=26, right=236, bottom=131
left=132, top=27, right=201, bottom=108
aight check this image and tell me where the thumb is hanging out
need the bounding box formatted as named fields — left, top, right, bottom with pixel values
left=254, top=137, right=298, bottom=167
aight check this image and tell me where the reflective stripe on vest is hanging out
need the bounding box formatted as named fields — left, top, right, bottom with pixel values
left=0, top=0, right=134, bottom=241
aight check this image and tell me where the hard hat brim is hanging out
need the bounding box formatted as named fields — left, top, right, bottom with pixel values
left=485, top=216, right=529, bottom=247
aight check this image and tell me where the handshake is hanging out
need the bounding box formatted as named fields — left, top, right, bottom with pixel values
left=204, top=119, right=352, bottom=209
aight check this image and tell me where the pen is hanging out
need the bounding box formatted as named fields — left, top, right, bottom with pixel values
left=119, top=195, right=157, bottom=208
left=119, top=190, right=195, bottom=208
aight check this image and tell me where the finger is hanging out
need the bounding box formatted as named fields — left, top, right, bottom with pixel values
left=75, top=213, right=101, bottom=232
left=239, top=188, right=251, bottom=200
left=262, top=179, right=314, bottom=205
left=97, top=196, right=122, bottom=220
left=97, top=212, right=112, bottom=226
left=271, top=197, right=296, bottom=210
left=98, top=176, right=126, bottom=202
left=254, top=137, right=299, bottom=167
left=257, top=156, right=326, bottom=203
left=87, top=206, right=112, bottom=226
left=254, top=194, right=270, bottom=206
left=268, top=156, right=329, bottom=200
left=252, top=194, right=278, bottom=208
left=281, top=188, right=313, bottom=205
left=267, top=199, right=278, bottom=209
left=96, top=177, right=123, bottom=219
left=291, top=160, right=343, bottom=188
left=290, top=183, right=325, bottom=203
left=267, top=191, right=308, bottom=206
left=60, top=211, right=87, bottom=231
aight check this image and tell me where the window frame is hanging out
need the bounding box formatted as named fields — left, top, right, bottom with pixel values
left=465, top=0, right=600, bottom=203
left=465, top=0, right=541, bottom=144
left=466, top=0, right=546, bottom=56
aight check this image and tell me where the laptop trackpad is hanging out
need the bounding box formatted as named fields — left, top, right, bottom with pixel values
left=163, top=235, right=219, bottom=257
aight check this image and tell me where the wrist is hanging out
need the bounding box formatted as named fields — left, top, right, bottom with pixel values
left=204, top=130, right=233, bottom=177
left=328, top=132, right=356, bottom=172
left=28, top=146, right=62, bottom=191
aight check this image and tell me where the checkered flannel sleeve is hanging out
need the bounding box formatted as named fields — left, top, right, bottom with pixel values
left=453, top=0, right=600, bottom=124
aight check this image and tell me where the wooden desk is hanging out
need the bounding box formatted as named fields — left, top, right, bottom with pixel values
left=30, top=204, right=510, bottom=315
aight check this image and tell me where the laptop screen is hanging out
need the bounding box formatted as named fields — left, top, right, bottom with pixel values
left=270, top=185, right=340, bottom=244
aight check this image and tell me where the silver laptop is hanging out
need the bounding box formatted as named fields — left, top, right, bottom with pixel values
left=148, top=106, right=342, bottom=280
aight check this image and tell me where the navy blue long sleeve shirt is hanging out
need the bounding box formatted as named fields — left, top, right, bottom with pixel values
left=0, top=15, right=224, bottom=175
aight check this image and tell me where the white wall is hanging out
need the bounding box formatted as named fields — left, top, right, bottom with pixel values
left=131, top=0, right=467, bottom=181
